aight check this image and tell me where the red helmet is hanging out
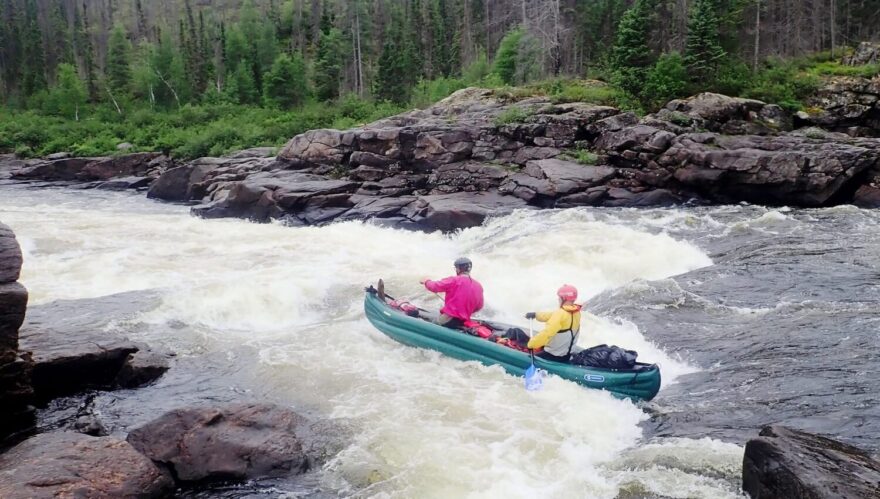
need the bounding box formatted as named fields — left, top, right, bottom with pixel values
left=557, top=284, right=578, bottom=301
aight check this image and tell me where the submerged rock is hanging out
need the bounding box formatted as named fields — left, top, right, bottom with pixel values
left=742, top=425, right=880, bottom=499
left=0, top=432, right=174, bottom=498
left=127, top=403, right=309, bottom=484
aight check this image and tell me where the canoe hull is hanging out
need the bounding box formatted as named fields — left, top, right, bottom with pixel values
left=364, top=290, right=661, bottom=401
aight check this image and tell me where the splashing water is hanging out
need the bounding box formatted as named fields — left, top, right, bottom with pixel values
left=2, top=185, right=747, bottom=498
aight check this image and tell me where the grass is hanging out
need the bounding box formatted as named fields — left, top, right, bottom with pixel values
left=493, top=107, right=533, bottom=126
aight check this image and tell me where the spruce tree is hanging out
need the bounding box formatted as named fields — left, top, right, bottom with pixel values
left=609, top=0, right=654, bottom=97
left=684, top=0, right=727, bottom=87
left=492, top=27, right=524, bottom=85
left=21, top=0, right=47, bottom=97
left=107, top=25, right=132, bottom=95
left=263, top=53, right=308, bottom=108
left=47, top=63, right=86, bottom=119
left=314, top=28, right=344, bottom=101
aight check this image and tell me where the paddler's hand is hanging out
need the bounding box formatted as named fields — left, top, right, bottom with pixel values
left=419, top=277, right=429, bottom=285
left=525, top=312, right=536, bottom=319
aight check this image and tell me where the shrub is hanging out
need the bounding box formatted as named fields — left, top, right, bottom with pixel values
left=493, top=107, right=532, bottom=126
left=643, top=52, right=688, bottom=109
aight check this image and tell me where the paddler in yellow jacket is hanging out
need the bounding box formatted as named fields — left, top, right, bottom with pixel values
left=523, top=284, right=582, bottom=363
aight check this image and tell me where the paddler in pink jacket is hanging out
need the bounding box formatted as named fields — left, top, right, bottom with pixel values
left=420, top=257, right=484, bottom=329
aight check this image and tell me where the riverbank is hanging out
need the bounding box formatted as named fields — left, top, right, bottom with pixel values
left=7, top=78, right=880, bottom=232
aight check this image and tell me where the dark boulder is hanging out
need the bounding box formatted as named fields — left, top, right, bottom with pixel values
left=0, top=432, right=174, bottom=498
left=11, top=157, right=96, bottom=181
left=127, top=404, right=310, bottom=484
left=0, top=222, right=32, bottom=442
left=77, top=152, right=164, bottom=180
left=743, top=425, right=880, bottom=499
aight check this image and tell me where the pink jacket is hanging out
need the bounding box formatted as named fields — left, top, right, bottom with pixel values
left=424, top=275, right=484, bottom=321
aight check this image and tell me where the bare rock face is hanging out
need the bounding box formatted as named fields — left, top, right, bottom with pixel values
left=799, top=77, right=880, bottom=136
left=0, top=432, right=174, bottom=498
left=0, top=221, right=32, bottom=442
left=844, top=41, right=880, bottom=66
left=127, top=404, right=310, bottom=484
left=743, top=425, right=880, bottom=499
left=10, top=153, right=175, bottom=186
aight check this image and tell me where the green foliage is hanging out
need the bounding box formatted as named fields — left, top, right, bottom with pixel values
left=462, top=49, right=491, bottom=85
left=492, top=27, right=524, bottom=85
left=375, top=15, right=419, bottom=105
left=742, top=59, right=822, bottom=111
left=410, top=77, right=468, bottom=108
left=643, top=52, right=688, bottom=108
left=570, top=148, right=599, bottom=165
left=44, top=64, right=87, bottom=120
left=610, top=0, right=654, bottom=97
left=107, top=25, right=132, bottom=95
left=493, top=107, right=532, bottom=126
left=807, top=61, right=880, bottom=78
left=263, top=53, right=309, bottom=108
left=684, top=0, right=727, bottom=87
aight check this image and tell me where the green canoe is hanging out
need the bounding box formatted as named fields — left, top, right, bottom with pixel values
left=364, top=285, right=661, bottom=401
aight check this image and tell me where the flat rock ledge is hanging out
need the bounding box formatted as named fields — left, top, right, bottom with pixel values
left=127, top=403, right=310, bottom=485
left=0, top=432, right=174, bottom=499
left=743, top=425, right=880, bottom=499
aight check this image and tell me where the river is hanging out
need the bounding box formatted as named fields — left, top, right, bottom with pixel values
left=2, top=182, right=877, bottom=498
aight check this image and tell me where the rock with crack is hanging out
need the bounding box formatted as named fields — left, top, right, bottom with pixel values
left=127, top=404, right=310, bottom=485
left=0, top=221, right=32, bottom=442
left=0, top=432, right=174, bottom=498
left=402, top=191, right=529, bottom=231
left=500, top=159, right=617, bottom=203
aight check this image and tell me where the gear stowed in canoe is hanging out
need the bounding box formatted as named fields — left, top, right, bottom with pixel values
left=364, top=282, right=661, bottom=401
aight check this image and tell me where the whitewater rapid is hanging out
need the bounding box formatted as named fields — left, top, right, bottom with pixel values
left=1, top=185, right=746, bottom=498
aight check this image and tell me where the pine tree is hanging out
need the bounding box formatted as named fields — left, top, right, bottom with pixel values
left=228, top=60, right=259, bottom=104
left=263, top=53, right=309, bottom=108
left=314, top=28, right=344, bottom=101
left=73, top=3, right=97, bottom=101
left=684, top=0, right=727, bottom=87
left=107, top=25, right=132, bottom=95
left=609, top=0, right=654, bottom=97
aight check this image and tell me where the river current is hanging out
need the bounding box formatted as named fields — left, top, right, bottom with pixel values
left=1, top=182, right=877, bottom=498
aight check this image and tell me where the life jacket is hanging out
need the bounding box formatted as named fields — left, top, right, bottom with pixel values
left=543, top=306, right=581, bottom=357
left=464, top=320, right=493, bottom=338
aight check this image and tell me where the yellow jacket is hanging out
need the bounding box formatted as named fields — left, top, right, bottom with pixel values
left=527, top=304, right=582, bottom=355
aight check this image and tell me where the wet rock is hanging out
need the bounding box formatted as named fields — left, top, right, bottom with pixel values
left=403, top=191, right=528, bottom=232
left=114, top=348, right=172, bottom=389
left=0, top=432, right=174, bottom=498
left=19, top=297, right=170, bottom=402
left=742, top=425, right=880, bottom=499
left=77, top=152, right=164, bottom=180
left=95, top=176, right=153, bottom=190
left=74, top=414, right=108, bottom=437
left=0, top=222, right=23, bottom=285
left=852, top=184, right=880, bottom=208
left=127, top=404, right=310, bottom=484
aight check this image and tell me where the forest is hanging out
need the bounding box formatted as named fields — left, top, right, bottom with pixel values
left=1, top=0, right=879, bottom=158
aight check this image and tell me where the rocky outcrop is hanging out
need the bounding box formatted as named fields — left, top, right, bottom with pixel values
left=127, top=404, right=310, bottom=484
left=10, top=153, right=175, bottom=188
left=18, top=322, right=171, bottom=402
left=0, top=222, right=33, bottom=442
left=19, top=295, right=171, bottom=402
left=798, top=77, right=880, bottom=136
left=0, top=432, right=174, bottom=498
left=742, top=425, right=880, bottom=499
left=844, top=41, right=880, bottom=66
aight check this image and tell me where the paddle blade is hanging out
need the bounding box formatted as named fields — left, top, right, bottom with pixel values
left=524, top=364, right=543, bottom=391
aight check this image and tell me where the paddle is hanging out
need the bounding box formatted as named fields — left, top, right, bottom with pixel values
left=524, top=318, right=543, bottom=391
